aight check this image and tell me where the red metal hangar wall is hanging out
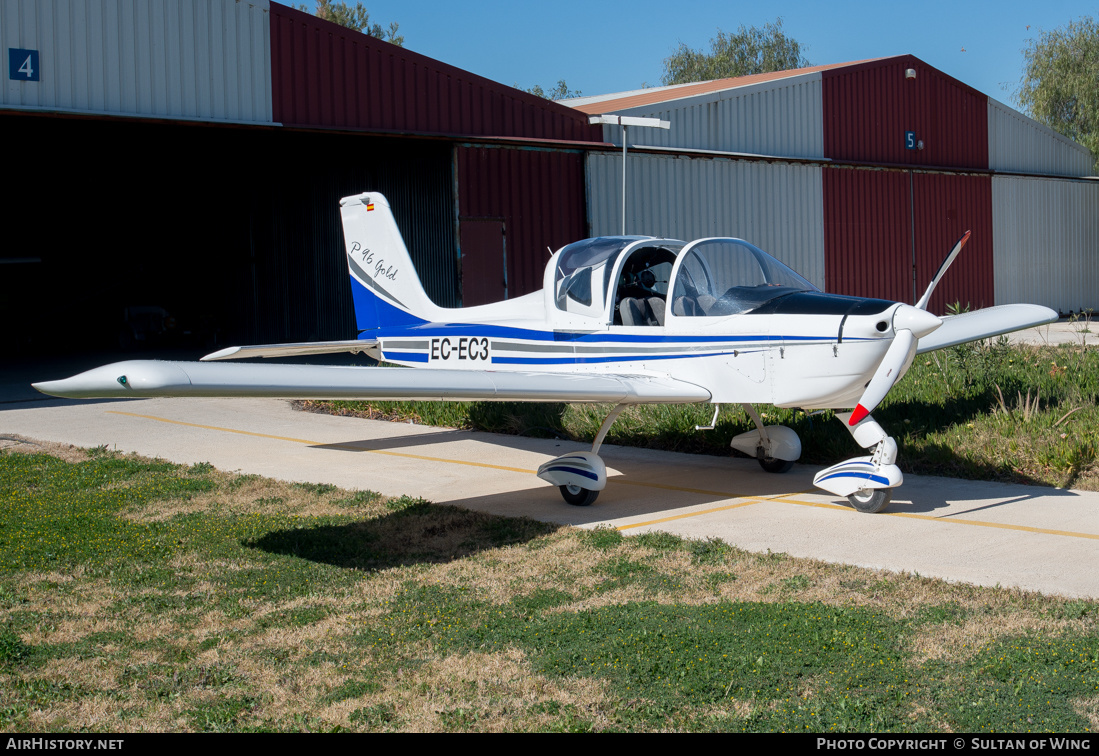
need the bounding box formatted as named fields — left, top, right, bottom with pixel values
left=268, top=2, right=599, bottom=308
left=821, top=56, right=994, bottom=313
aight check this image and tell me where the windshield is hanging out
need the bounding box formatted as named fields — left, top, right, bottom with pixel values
left=671, top=238, right=819, bottom=317
left=554, top=237, right=647, bottom=313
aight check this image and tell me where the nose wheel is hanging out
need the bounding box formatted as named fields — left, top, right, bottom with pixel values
left=848, top=487, right=892, bottom=514
left=560, top=484, right=599, bottom=507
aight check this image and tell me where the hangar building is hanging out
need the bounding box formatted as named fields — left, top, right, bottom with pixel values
left=568, top=56, right=1098, bottom=315
left=3, top=2, right=1095, bottom=362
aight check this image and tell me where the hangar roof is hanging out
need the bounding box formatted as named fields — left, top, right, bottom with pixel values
left=563, top=59, right=881, bottom=114
left=563, top=54, right=1094, bottom=177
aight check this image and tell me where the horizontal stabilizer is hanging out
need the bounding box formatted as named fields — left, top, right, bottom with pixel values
left=33, top=360, right=711, bottom=404
left=916, top=304, right=1058, bottom=354
left=202, top=340, right=378, bottom=361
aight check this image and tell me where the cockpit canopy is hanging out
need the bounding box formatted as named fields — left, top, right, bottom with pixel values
left=552, top=237, right=645, bottom=315
left=670, top=238, right=819, bottom=317
left=554, top=236, right=683, bottom=321
left=550, top=235, right=818, bottom=326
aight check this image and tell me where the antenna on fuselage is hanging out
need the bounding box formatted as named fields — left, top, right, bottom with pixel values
left=588, top=115, right=671, bottom=234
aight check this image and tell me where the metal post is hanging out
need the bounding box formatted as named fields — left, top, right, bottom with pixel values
left=588, top=115, right=671, bottom=236
left=621, top=124, right=628, bottom=235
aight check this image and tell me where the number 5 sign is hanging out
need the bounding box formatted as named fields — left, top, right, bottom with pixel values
left=9, top=48, right=40, bottom=81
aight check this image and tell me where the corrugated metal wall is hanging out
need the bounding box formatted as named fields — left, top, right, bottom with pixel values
left=912, top=172, right=994, bottom=312
left=269, top=2, right=599, bottom=142
left=993, top=176, right=1099, bottom=314
left=457, top=145, right=587, bottom=298
left=0, top=0, right=272, bottom=122
left=823, top=166, right=993, bottom=312
left=596, top=73, right=824, bottom=159
left=587, top=152, right=826, bottom=288
left=988, top=99, right=1094, bottom=177
left=823, top=56, right=987, bottom=170
left=823, top=166, right=913, bottom=303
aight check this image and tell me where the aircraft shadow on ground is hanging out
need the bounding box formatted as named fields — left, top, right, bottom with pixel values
left=308, top=427, right=572, bottom=456
left=307, top=425, right=1078, bottom=523
left=0, top=395, right=141, bottom=408
left=246, top=499, right=558, bottom=571
left=244, top=447, right=1083, bottom=573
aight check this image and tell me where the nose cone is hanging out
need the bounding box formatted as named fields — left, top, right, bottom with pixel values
left=893, top=305, right=942, bottom=339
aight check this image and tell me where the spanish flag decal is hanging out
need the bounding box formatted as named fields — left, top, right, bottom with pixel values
left=366, top=203, right=375, bottom=211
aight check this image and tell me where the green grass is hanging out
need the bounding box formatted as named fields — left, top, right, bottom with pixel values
left=1, top=447, right=1097, bottom=732
left=306, top=341, right=1099, bottom=490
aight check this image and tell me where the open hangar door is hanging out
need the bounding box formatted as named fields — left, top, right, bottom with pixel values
left=1, top=114, right=454, bottom=359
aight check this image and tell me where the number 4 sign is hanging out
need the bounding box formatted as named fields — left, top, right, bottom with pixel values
left=9, top=48, right=40, bottom=81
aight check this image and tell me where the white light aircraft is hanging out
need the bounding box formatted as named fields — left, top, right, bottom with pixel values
left=36, top=192, right=1057, bottom=513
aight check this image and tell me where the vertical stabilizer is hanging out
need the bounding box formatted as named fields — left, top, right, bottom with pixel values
left=340, top=192, right=441, bottom=332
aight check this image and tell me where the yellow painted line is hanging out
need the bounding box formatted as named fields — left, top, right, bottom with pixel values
left=612, top=477, right=780, bottom=499
left=614, top=499, right=761, bottom=530
left=616, top=484, right=1099, bottom=540
left=105, top=411, right=1099, bottom=542
left=105, top=411, right=535, bottom=474
left=613, top=486, right=842, bottom=530
left=108, top=411, right=317, bottom=444
left=884, top=511, right=1099, bottom=540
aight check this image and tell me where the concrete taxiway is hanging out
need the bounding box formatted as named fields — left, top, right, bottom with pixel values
left=3, top=391, right=1097, bottom=599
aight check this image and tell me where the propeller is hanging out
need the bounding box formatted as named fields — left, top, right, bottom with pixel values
left=916, top=231, right=970, bottom=311
left=848, top=231, right=971, bottom=427
left=848, top=306, right=941, bottom=425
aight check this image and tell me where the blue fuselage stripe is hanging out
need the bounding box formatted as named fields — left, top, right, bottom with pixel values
left=380, top=324, right=862, bottom=344
left=492, top=352, right=729, bottom=365
left=383, top=351, right=429, bottom=363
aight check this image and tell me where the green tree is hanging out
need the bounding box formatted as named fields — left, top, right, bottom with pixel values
left=296, top=1, right=403, bottom=46
left=521, top=80, right=582, bottom=101
left=662, top=18, right=808, bottom=85
left=1018, top=16, right=1098, bottom=170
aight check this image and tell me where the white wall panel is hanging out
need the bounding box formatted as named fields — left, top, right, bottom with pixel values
left=597, top=73, right=823, bottom=160
left=1, top=0, right=272, bottom=123
left=588, top=152, right=826, bottom=287
left=993, top=176, right=1099, bottom=313
left=988, top=99, right=1093, bottom=178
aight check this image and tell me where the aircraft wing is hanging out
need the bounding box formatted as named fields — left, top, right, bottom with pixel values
left=33, top=360, right=711, bottom=404
left=201, top=339, right=378, bottom=361
left=916, top=304, right=1058, bottom=354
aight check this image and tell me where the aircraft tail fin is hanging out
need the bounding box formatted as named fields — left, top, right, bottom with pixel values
left=340, top=192, right=440, bottom=332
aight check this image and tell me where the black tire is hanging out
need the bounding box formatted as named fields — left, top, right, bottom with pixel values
left=759, top=457, right=794, bottom=474
left=560, top=484, right=599, bottom=506
left=847, top=488, right=892, bottom=514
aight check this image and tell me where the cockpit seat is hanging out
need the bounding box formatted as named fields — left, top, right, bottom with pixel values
left=647, top=297, right=666, bottom=326
left=619, top=297, right=646, bottom=326
left=619, top=296, right=666, bottom=327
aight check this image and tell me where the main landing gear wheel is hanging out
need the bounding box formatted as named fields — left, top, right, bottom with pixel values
left=560, top=484, right=599, bottom=507
left=758, top=457, right=794, bottom=474
left=848, top=487, right=892, bottom=514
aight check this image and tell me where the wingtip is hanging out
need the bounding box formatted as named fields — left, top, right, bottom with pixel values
left=201, top=346, right=241, bottom=361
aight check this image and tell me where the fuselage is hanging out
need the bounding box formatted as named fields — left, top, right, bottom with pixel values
left=368, top=309, right=901, bottom=408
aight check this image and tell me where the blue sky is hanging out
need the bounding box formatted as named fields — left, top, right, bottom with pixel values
left=297, top=1, right=1094, bottom=109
